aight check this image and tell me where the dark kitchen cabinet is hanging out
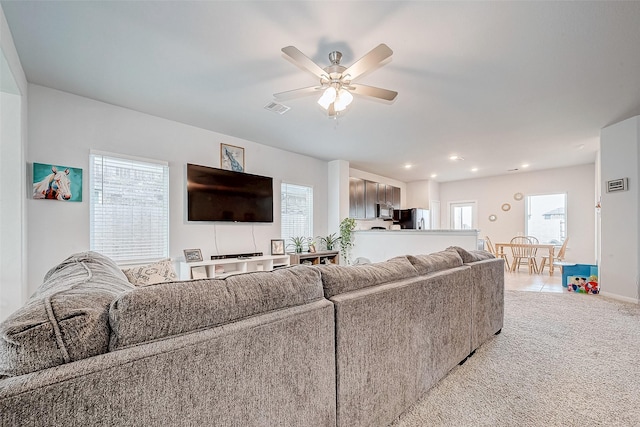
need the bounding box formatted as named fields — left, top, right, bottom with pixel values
left=349, top=177, right=365, bottom=219
left=364, top=180, right=378, bottom=219
left=392, top=186, right=401, bottom=209
left=349, top=178, right=401, bottom=218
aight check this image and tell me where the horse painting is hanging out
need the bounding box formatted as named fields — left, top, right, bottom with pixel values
left=33, top=166, right=73, bottom=200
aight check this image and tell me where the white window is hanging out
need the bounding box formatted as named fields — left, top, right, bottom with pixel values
left=90, top=152, right=169, bottom=263
left=449, top=201, right=476, bottom=229
left=525, top=193, right=567, bottom=244
left=281, top=183, right=313, bottom=245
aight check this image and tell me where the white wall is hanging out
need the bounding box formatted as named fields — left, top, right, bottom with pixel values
left=26, top=84, right=329, bottom=294
left=439, top=164, right=597, bottom=264
left=406, top=180, right=439, bottom=210
left=327, top=159, right=350, bottom=234
left=600, top=116, right=639, bottom=302
left=1, top=4, right=29, bottom=321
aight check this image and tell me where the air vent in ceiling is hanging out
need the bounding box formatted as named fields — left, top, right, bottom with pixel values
left=606, top=178, right=628, bottom=193
left=264, top=102, right=290, bottom=115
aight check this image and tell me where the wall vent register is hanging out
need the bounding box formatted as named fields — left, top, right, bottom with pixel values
left=606, top=178, right=628, bottom=193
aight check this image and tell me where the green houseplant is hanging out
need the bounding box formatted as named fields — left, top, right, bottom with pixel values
left=339, top=218, right=357, bottom=264
left=317, top=233, right=340, bottom=251
left=288, top=236, right=309, bottom=254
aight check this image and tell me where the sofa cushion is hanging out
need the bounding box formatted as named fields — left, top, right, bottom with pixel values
left=109, top=265, right=324, bottom=350
left=0, top=251, right=134, bottom=378
left=448, top=246, right=496, bottom=263
left=122, top=259, right=178, bottom=286
left=316, top=256, right=418, bottom=298
left=405, top=248, right=464, bottom=276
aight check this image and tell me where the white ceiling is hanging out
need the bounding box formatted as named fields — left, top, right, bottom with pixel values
left=3, top=1, right=640, bottom=182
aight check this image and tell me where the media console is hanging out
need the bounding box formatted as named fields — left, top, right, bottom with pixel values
left=179, top=254, right=290, bottom=280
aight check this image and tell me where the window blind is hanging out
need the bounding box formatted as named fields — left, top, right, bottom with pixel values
left=281, top=183, right=313, bottom=246
left=90, top=152, right=169, bottom=263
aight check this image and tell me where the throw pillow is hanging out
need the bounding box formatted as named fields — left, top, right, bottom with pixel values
left=122, top=259, right=178, bottom=286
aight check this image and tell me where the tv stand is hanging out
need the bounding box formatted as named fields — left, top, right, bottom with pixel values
left=179, top=255, right=290, bottom=280
left=289, top=250, right=339, bottom=266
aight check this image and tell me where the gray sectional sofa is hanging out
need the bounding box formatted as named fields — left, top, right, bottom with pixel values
left=0, top=247, right=503, bottom=427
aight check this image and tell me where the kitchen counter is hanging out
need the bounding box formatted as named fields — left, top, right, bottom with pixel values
left=350, top=229, right=479, bottom=263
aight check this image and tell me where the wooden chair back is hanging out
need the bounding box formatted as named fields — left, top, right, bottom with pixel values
left=484, top=236, right=496, bottom=254
left=510, top=236, right=535, bottom=257
left=556, top=237, right=569, bottom=260
left=525, top=236, right=539, bottom=255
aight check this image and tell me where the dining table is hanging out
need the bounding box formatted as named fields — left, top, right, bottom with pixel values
left=494, top=242, right=556, bottom=275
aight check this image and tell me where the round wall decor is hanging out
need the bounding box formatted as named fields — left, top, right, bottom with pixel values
left=489, top=214, right=497, bottom=222
left=501, top=203, right=511, bottom=211
left=514, top=192, right=523, bottom=201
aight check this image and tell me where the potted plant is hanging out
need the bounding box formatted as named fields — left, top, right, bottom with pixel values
left=339, top=218, right=357, bottom=264
left=288, top=236, right=308, bottom=254
left=317, top=233, right=340, bottom=251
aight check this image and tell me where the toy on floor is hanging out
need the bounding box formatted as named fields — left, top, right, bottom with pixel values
left=567, top=275, right=599, bottom=294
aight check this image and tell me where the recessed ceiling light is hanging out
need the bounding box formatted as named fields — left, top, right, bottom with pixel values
left=471, top=167, right=478, bottom=172
left=404, top=164, right=412, bottom=169
left=430, top=174, right=437, bottom=178
left=521, top=163, right=529, bottom=168
left=449, top=155, right=464, bottom=161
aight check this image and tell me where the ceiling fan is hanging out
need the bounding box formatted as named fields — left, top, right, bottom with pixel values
left=274, top=44, right=398, bottom=117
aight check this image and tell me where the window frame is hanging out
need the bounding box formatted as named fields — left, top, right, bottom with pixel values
left=89, top=150, right=170, bottom=264
left=280, top=182, right=314, bottom=247
left=448, top=200, right=477, bottom=230
left=524, top=192, right=568, bottom=245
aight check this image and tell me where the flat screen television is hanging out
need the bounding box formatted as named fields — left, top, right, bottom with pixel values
left=187, top=163, right=273, bottom=222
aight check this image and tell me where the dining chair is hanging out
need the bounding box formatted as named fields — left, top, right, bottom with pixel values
left=525, top=235, right=540, bottom=271
left=538, top=237, right=569, bottom=275
left=509, top=236, right=538, bottom=274
left=485, top=236, right=510, bottom=271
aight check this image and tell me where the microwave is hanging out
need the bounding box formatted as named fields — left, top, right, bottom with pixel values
left=376, top=203, right=394, bottom=219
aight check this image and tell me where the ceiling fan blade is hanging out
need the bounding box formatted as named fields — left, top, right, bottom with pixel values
left=343, top=44, right=393, bottom=81
left=282, top=46, right=327, bottom=79
left=349, top=83, right=398, bottom=101
left=273, top=86, right=322, bottom=100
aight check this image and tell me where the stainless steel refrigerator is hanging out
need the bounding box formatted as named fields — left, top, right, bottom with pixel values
left=393, top=208, right=430, bottom=229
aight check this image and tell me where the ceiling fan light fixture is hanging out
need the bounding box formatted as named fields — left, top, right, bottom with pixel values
left=317, top=87, right=337, bottom=109
left=333, top=89, right=353, bottom=112
left=277, top=44, right=396, bottom=116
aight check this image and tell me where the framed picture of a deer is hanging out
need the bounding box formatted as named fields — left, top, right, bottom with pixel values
left=32, top=162, right=83, bottom=202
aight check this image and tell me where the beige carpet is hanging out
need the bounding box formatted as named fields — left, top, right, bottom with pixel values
left=391, top=290, right=640, bottom=427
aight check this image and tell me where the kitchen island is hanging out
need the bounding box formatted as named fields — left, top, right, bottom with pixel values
left=350, top=229, right=479, bottom=263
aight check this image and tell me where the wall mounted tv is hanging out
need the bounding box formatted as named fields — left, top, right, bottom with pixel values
left=187, top=163, right=273, bottom=222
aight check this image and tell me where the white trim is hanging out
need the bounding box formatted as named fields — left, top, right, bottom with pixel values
left=599, top=291, right=639, bottom=304
left=89, top=149, right=168, bottom=166
left=447, top=200, right=478, bottom=229
left=525, top=192, right=568, bottom=244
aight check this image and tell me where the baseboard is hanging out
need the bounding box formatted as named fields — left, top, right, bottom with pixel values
left=599, top=291, right=640, bottom=304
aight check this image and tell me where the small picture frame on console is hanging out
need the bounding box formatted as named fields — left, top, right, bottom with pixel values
left=183, top=248, right=203, bottom=263
left=271, top=239, right=285, bottom=255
